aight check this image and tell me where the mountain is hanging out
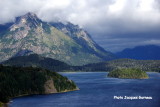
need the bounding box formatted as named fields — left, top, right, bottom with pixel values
left=2, top=54, right=71, bottom=72
left=116, top=45, right=160, bottom=60
left=0, top=12, right=116, bottom=66
left=0, top=65, right=78, bottom=103
left=79, top=59, right=160, bottom=72
left=50, top=22, right=113, bottom=60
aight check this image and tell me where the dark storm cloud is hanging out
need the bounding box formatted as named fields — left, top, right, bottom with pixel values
left=93, top=32, right=160, bottom=52
left=0, top=0, right=160, bottom=52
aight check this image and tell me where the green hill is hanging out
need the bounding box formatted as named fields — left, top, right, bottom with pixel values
left=2, top=54, right=71, bottom=72
left=0, top=65, right=78, bottom=104
left=108, top=68, right=149, bottom=79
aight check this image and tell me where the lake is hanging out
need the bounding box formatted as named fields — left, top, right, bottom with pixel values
left=9, top=72, right=160, bottom=107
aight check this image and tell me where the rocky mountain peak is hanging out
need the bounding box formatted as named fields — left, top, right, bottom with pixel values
left=10, top=12, right=43, bottom=32
left=24, top=12, right=37, bottom=18
left=15, top=12, right=40, bottom=24
left=9, top=12, right=49, bottom=40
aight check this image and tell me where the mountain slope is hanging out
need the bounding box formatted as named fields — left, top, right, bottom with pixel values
left=2, top=54, right=71, bottom=72
left=51, top=22, right=114, bottom=60
left=0, top=12, right=116, bottom=65
left=116, top=45, right=160, bottom=60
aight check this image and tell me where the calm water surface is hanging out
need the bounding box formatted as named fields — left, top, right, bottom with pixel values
left=9, top=72, right=160, bottom=107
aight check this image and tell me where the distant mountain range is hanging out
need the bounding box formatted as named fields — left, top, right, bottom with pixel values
left=0, top=12, right=116, bottom=66
left=116, top=45, right=160, bottom=60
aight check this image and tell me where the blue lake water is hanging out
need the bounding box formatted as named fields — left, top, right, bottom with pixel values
left=9, top=72, right=160, bottom=107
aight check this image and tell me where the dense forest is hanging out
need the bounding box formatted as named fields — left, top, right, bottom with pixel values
left=78, top=59, right=160, bottom=72
left=108, top=68, right=149, bottom=79
left=0, top=65, right=77, bottom=104
left=2, top=54, right=71, bottom=72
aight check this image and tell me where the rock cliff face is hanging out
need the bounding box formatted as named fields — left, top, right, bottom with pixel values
left=44, top=79, right=57, bottom=94
left=0, top=12, right=116, bottom=65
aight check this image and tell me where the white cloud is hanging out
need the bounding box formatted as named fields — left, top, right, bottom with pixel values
left=0, top=0, right=160, bottom=52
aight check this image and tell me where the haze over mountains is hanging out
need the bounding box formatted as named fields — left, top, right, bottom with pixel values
left=116, top=45, right=160, bottom=60
left=0, top=12, right=116, bottom=66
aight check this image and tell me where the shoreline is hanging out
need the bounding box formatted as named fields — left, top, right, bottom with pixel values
left=108, top=76, right=149, bottom=79
left=6, top=88, right=79, bottom=107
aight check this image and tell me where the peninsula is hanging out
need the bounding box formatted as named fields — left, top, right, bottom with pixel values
left=0, top=65, right=78, bottom=105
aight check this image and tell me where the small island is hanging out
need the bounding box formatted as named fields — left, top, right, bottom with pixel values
left=108, top=68, right=149, bottom=79
left=0, top=65, right=78, bottom=106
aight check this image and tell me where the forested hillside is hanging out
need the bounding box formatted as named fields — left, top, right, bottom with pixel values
left=79, top=59, right=160, bottom=72
left=0, top=65, right=77, bottom=104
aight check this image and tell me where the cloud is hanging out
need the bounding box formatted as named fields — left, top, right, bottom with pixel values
left=0, top=0, right=160, bottom=52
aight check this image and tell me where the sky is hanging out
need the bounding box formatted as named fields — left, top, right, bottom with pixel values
left=0, top=0, right=160, bottom=52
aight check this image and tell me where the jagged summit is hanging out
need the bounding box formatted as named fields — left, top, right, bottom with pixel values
left=10, top=12, right=44, bottom=31
left=24, top=12, right=37, bottom=17
left=15, top=12, right=40, bottom=23
left=0, top=12, right=116, bottom=65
